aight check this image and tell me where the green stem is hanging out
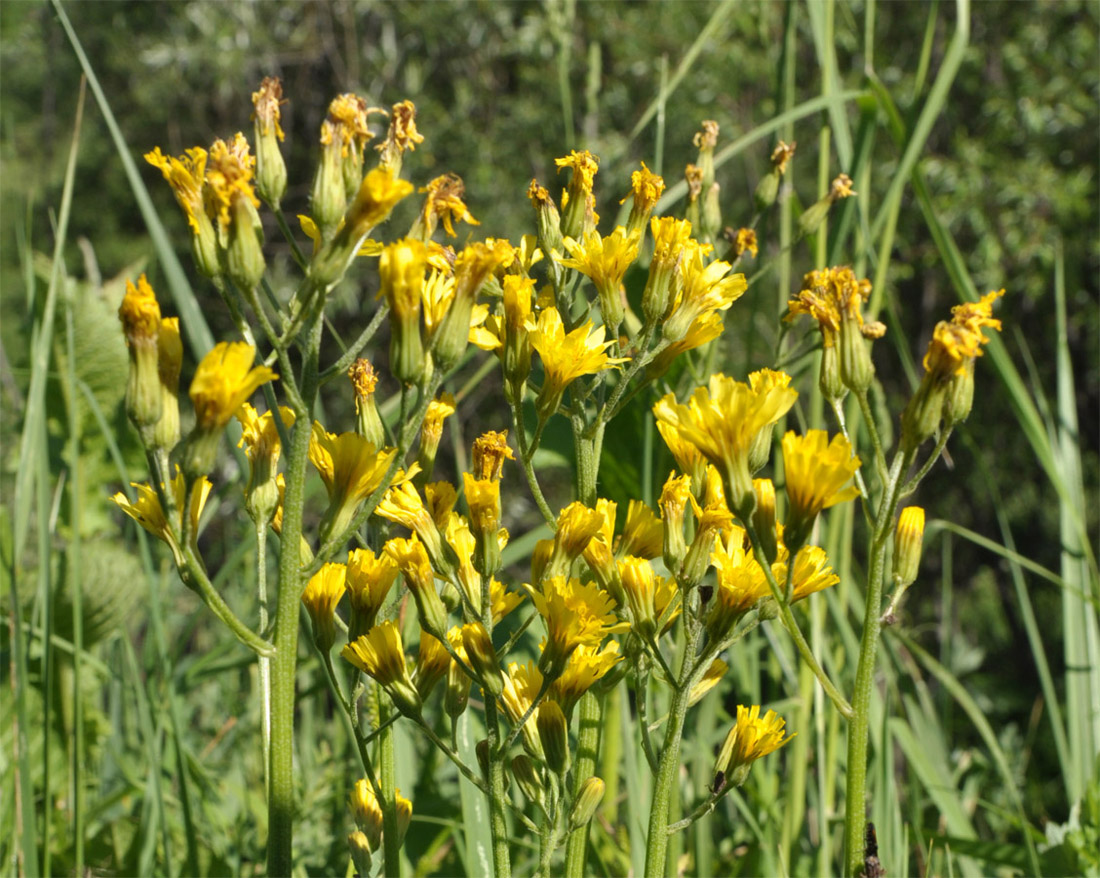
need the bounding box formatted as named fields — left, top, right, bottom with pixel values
left=900, top=427, right=952, bottom=496
left=510, top=395, right=556, bottom=526
left=256, top=522, right=271, bottom=796
left=379, top=696, right=402, bottom=878
left=855, top=389, right=888, bottom=480
left=842, top=448, right=913, bottom=876
left=643, top=618, right=701, bottom=878
left=266, top=311, right=323, bottom=877
left=180, top=546, right=274, bottom=657
left=564, top=691, right=602, bottom=878
left=485, top=697, right=512, bottom=878
left=319, top=302, right=391, bottom=382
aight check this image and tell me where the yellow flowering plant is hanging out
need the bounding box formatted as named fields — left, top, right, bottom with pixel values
left=109, top=74, right=1008, bottom=878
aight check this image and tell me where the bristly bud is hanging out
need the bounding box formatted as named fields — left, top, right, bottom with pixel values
left=751, top=479, right=778, bottom=565
left=537, top=700, right=571, bottom=775
left=348, top=831, right=373, bottom=876
left=444, top=628, right=471, bottom=718
left=659, top=472, right=695, bottom=575
left=568, top=776, right=605, bottom=830
left=755, top=140, right=795, bottom=211
left=643, top=217, right=693, bottom=326
left=528, top=179, right=564, bottom=262
left=119, top=275, right=164, bottom=437
left=461, top=622, right=504, bottom=697
left=892, top=506, right=925, bottom=589
left=301, top=563, right=347, bottom=652
left=379, top=238, right=428, bottom=384
left=153, top=317, right=183, bottom=452
left=511, top=755, right=545, bottom=809
left=349, top=358, right=386, bottom=448
left=251, top=77, right=287, bottom=207
left=798, top=172, right=856, bottom=239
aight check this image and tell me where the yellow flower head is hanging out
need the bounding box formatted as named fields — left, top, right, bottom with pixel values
left=771, top=141, right=796, bottom=175
left=784, top=544, right=840, bottom=602
left=376, top=99, right=425, bottom=172
left=204, top=133, right=259, bottom=234
left=309, top=421, right=398, bottom=510
left=653, top=373, right=798, bottom=517
left=418, top=173, right=479, bottom=237
left=694, top=120, right=720, bottom=151
left=190, top=342, right=276, bottom=431
left=558, top=226, right=640, bottom=297
left=301, top=562, right=347, bottom=651
left=322, top=93, right=376, bottom=156
left=251, top=76, right=286, bottom=140
left=236, top=402, right=295, bottom=465
left=349, top=357, right=379, bottom=402
left=379, top=237, right=428, bottom=318
left=684, top=163, right=704, bottom=201
left=424, top=481, right=458, bottom=528
left=649, top=311, right=725, bottom=379
left=715, top=705, right=795, bottom=783
left=552, top=640, right=622, bottom=717
left=112, top=469, right=212, bottom=563
left=472, top=430, right=514, bottom=481
left=580, top=498, right=616, bottom=584
left=414, top=630, right=452, bottom=699
left=384, top=534, right=435, bottom=592
left=376, top=480, right=435, bottom=538
left=348, top=778, right=384, bottom=850
left=621, top=162, right=665, bottom=213
left=347, top=167, right=415, bottom=235
left=502, top=661, right=545, bottom=757
left=119, top=274, right=162, bottom=348
left=342, top=621, right=421, bottom=715
left=656, top=421, right=708, bottom=489
left=923, top=289, right=1003, bottom=381
left=531, top=576, right=628, bottom=676
left=491, top=578, right=524, bottom=624
left=617, top=500, right=664, bottom=560
left=666, top=248, right=746, bottom=341
left=530, top=307, right=629, bottom=413
left=732, top=227, right=758, bottom=259
left=618, top=556, right=659, bottom=637
left=781, top=429, right=860, bottom=548
left=786, top=266, right=871, bottom=343
left=462, top=473, right=501, bottom=539
left=144, top=146, right=208, bottom=234
left=829, top=173, right=857, bottom=201
left=346, top=547, right=399, bottom=637
left=549, top=501, right=608, bottom=575
left=555, top=149, right=600, bottom=196
left=419, top=392, right=456, bottom=450
left=650, top=217, right=694, bottom=272
left=893, top=506, right=925, bottom=588
left=707, top=529, right=771, bottom=640
left=688, top=658, right=728, bottom=707
left=503, top=274, right=535, bottom=330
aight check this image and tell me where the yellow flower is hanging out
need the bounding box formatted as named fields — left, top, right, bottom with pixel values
left=557, top=226, right=640, bottom=331
left=119, top=274, right=164, bottom=430
left=530, top=307, right=628, bottom=420
left=298, top=214, right=381, bottom=257
left=491, top=578, right=524, bottom=624
left=414, top=630, right=452, bottom=699
left=771, top=141, right=796, bottom=175
left=376, top=99, right=425, bottom=174
left=144, top=146, right=208, bottom=234
left=347, top=167, right=415, bottom=237
left=621, top=162, right=665, bottom=236
left=617, top=500, right=663, bottom=560
left=551, top=641, right=622, bottom=717
left=715, top=705, right=794, bottom=785
left=301, top=562, right=347, bottom=651
left=204, top=133, right=259, bottom=236
left=385, top=534, right=449, bottom=637
left=236, top=402, right=295, bottom=465
left=648, top=311, right=725, bottom=379
left=707, top=529, right=771, bottom=640
left=556, top=150, right=600, bottom=238
left=348, top=778, right=384, bottom=850
left=190, top=342, right=276, bottom=431
left=829, top=173, right=857, bottom=200
left=688, top=658, right=728, bottom=707
left=309, top=422, right=399, bottom=538
left=781, top=429, right=860, bottom=550
left=531, top=576, right=628, bottom=677
left=424, top=481, right=458, bottom=528
left=643, top=217, right=694, bottom=322
left=112, top=469, right=212, bottom=566
left=471, top=430, right=514, bottom=481
left=894, top=506, right=925, bottom=588
left=545, top=501, right=607, bottom=580
left=653, top=373, right=798, bottom=518
left=118, top=273, right=162, bottom=346
left=502, top=661, right=546, bottom=757
left=664, top=248, right=746, bottom=342
left=342, top=621, right=421, bottom=714
left=415, top=173, right=479, bottom=238
left=784, top=544, right=840, bottom=602
left=346, top=547, right=399, bottom=639
left=732, top=227, right=758, bottom=259
left=421, top=269, right=456, bottom=343
left=417, top=391, right=456, bottom=474
left=923, top=289, right=1003, bottom=381
left=618, top=556, right=659, bottom=637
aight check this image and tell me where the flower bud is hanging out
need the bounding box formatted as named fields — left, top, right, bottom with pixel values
left=301, top=563, right=347, bottom=652
left=943, top=358, right=976, bottom=427
left=511, top=755, right=545, bottom=808
left=659, top=472, right=694, bottom=575
left=839, top=317, right=875, bottom=394
left=379, top=238, right=428, bottom=384
left=348, top=778, right=384, bottom=850
left=893, top=507, right=925, bottom=588
left=537, top=700, right=571, bottom=775
left=568, top=777, right=605, bottom=830
left=119, top=275, right=163, bottom=436
left=819, top=342, right=847, bottom=404
left=349, top=358, right=386, bottom=448
left=153, top=317, right=183, bottom=452
left=619, top=556, right=658, bottom=640
left=462, top=622, right=504, bottom=697
left=528, top=179, right=564, bottom=262
left=251, top=77, right=287, bottom=207
left=750, top=479, right=778, bottom=565
left=445, top=649, right=471, bottom=718
left=556, top=150, right=599, bottom=241
left=348, top=831, right=373, bottom=876
left=900, top=374, right=948, bottom=454
left=643, top=217, right=692, bottom=326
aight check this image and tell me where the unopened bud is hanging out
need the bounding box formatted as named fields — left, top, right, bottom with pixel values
left=819, top=343, right=848, bottom=404
left=252, top=77, right=287, bottom=207
left=348, top=831, right=373, bottom=876
left=943, top=358, right=976, bottom=427
left=461, top=622, right=504, bottom=697
left=568, top=777, right=605, bottom=830
left=751, top=479, right=778, bottom=565
left=839, top=318, right=875, bottom=393
left=893, top=507, right=925, bottom=588
left=511, top=755, right=545, bottom=808
left=538, top=700, right=570, bottom=775
left=900, top=374, right=947, bottom=454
